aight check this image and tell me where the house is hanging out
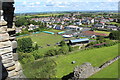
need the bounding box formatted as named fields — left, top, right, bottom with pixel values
left=76, top=22, right=82, bottom=25
left=105, top=25, right=118, bottom=31
left=91, top=19, right=95, bottom=24
left=16, top=28, right=22, bottom=33
left=108, top=18, right=114, bottom=22
left=65, top=25, right=82, bottom=30
left=56, top=25, right=63, bottom=30
left=62, top=35, right=73, bottom=38
left=81, top=20, right=90, bottom=24
left=94, top=23, right=104, bottom=29
left=69, top=38, right=89, bottom=45
left=28, top=24, right=34, bottom=31
left=28, top=24, right=39, bottom=31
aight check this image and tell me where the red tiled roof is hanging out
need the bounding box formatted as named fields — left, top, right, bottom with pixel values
left=82, top=31, right=108, bottom=36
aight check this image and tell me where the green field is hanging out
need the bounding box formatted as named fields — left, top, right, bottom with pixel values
left=22, top=43, right=119, bottom=78
left=94, top=31, right=110, bottom=35
left=33, top=13, right=64, bottom=17
left=49, top=29, right=62, bottom=33
left=53, top=44, right=119, bottom=78
left=17, top=32, right=63, bottom=47
left=91, top=60, right=119, bottom=78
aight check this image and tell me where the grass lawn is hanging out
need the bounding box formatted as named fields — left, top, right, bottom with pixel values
left=90, top=60, right=119, bottom=78
left=53, top=44, right=119, bottom=78
left=17, top=32, right=64, bottom=47
left=106, top=22, right=119, bottom=25
left=48, top=29, right=62, bottom=33
left=94, top=31, right=110, bottom=35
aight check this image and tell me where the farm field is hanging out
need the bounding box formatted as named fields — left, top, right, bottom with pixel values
left=53, top=44, right=118, bottom=78
left=33, top=13, right=64, bottom=17
left=94, top=31, right=110, bottom=35
left=90, top=60, right=119, bottom=78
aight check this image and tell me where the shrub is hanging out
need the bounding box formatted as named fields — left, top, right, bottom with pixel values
left=18, top=53, right=35, bottom=64
left=60, top=40, right=66, bottom=46
left=45, top=49, right=57, bottom=57
left=32, top=50, right=42, bottom=60
left=60, top=45, right=69, bottom=54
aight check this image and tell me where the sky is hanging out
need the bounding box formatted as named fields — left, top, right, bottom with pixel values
left=14, top=0, right=119, bottom=13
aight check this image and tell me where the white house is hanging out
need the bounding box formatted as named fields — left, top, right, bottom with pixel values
left=65, top=25, right=83, bottom=30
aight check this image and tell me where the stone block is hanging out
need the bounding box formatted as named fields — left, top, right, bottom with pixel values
left=12, top=41, right=17, bottom=49
left=3, top=61, right=15, bottom=68
left=0, top=47, right=12, bottom=55
left=2, top=59, right=13, bottom=64
left=0, top=33, right=9, bottom=42
left=13, top=53, right=18, bottom=61
left=6, top=65, right=16, bottom=71
left=0, top=41, right=12, bottom=48
left=0, top=26, right=7, bottom=32
left=8, top=70, right=17, bottom=77
left=1, top=52, right=13, bottom=60
left=0, top=20, right=7, bottom=26
left=15, top=61, right=22, bottom=72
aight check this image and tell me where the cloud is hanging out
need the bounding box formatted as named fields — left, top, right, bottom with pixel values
left=23, top=1, right=27, bottom=5
left=107, top=0, right=119, bottom=2
left=35, top=2, right=40, bottom=4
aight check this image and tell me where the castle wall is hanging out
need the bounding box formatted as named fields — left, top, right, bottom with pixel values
left=0, top=1, right=24, bottom=79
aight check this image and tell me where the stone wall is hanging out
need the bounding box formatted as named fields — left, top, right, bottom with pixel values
left=0, top=1, right=24, bottom=79
left=73, top=56, right=120, bottom=80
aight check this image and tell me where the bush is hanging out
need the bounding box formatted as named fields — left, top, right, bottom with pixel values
left=60, top=45, right=69, bottom=54
left=18, top=53, right=35, bottom=64
left=60, top=40, right=66, bottom=46
left=45, top=49, right=57, bottom=57
left=32, top=50, right=42, bottom=60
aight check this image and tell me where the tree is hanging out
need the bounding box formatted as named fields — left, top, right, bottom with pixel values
left=109, top=31, right=120, bottom=40
left=34, top=44, right=39, bottom=50
left=17, top=38, right=33, bottom=53
left=15, top=17, right=29, bottom=27
left=68, top=45, right=73, bottom=52
left=96, top=36, right=104, bottom=42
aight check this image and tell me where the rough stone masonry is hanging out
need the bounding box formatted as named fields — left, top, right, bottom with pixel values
left=0, top=0, right=24, bottom=79
left=73, top=56, right=120, bottom=80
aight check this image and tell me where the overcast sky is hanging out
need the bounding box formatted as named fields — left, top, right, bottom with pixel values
left=14, top=0, right=119, bottom=13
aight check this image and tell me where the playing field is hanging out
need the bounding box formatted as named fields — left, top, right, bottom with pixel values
left=17, top=32, right=63, bottom=47
left=53, top=44, right=119, bottom=78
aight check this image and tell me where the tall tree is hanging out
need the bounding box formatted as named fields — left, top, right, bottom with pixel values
left=109, top=31, right=120, bottom=40
left=17, top=38, right=33, bottom=53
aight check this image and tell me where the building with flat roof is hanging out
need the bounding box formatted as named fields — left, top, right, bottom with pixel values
left=69, top=38, right=89, bottom=45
